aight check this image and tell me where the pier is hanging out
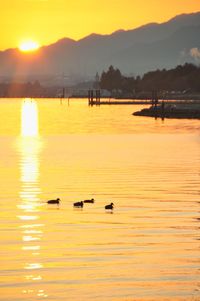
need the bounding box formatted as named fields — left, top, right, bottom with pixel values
left=88, top=89, right=101, bottom=105
left=87, top=91, right=200, bottom=106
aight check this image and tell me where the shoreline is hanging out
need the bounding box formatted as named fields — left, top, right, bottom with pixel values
left=133, top=103, right=200, bottom=119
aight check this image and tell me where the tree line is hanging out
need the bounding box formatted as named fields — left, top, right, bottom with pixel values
left=0, top=81, right=45, bottom=97
left=100, top=64, right=200, bottom=97
left=0, top=81, right=61, bottom=98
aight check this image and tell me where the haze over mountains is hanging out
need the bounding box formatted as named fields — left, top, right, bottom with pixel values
left=0, top=12, right=200, bottom=85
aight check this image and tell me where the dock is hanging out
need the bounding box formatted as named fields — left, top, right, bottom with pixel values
left=87, top=89, right=200, bottom=106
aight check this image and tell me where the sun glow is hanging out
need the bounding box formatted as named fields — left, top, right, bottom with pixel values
left=19, top=40, right=40, bottom=52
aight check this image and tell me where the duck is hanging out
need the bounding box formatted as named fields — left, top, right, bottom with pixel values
left=73, top=201, right=84, bottom=208
left=47, top=198, right=60, bottom=205
left=105, top=202, right=114, bottom=210
left=83, top=198, right=95, bottom=203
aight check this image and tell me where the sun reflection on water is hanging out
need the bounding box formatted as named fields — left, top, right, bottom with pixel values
left=17, top=99, right=47, bottom=298
left=21, top=99, right=39, bottom=137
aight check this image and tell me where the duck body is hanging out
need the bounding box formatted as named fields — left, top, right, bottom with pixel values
left=47, top=198, right=60, bottom=205
left=73, top=201, right=84, bottom=208
left=105, top=202, right=114, bottom=210
left=83, top=198, right=95, bottom=203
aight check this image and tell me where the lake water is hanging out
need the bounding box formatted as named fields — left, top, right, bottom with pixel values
left=0, top=98, right=200, bottom=301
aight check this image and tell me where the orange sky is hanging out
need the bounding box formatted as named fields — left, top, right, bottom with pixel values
left=1, top=0, right=200, bottom=50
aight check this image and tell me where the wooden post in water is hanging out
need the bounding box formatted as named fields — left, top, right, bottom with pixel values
left=152, top=90, right=159, bottom=118
left=89, top=89, right=101, bottom=105
left=60, top=87, right=65, bottom=103
left=95, top=90, right=98, bottom=104
left=88, top=90, right=91, bottom=105
left=91, top=89, right=94, bottom=105
left=96, top=89, right=101, bottom=105
left=161, top=100, right=165, bottom=120
left=88, top=89, right=94, bottom=105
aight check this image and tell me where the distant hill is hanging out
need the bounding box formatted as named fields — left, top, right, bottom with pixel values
left=0, top=12, right=200, bottom=84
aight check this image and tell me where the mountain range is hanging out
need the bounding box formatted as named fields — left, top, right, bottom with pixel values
left=0, top=11, right=200, bottom=85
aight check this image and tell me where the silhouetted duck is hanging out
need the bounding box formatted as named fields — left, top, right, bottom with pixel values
left=105, top=202, right=114, bottom=210
left=73, top=201, right=84, bottom=208
left=47, top=198, right=60, bottom=205
left=83, top=198, right=95, bottom=203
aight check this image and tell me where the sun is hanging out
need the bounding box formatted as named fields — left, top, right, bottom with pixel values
left=19, top=40, right=40, bottom=52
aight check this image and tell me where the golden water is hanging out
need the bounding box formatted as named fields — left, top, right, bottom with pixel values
left=0, top=98, right=200, bottom=300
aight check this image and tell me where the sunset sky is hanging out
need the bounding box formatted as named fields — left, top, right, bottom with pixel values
left=1, top=0, right=200, bottom=50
